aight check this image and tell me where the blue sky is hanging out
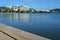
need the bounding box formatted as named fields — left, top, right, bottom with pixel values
left=0, top=0, right=60, bottom=10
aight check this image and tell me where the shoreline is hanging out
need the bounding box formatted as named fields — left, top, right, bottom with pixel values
left=0, top=23, right=50, bottom=40
left=0, top=12, right=60, bottom=14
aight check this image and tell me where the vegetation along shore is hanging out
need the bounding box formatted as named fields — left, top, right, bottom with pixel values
left=0, top=6, right=60, bottom=13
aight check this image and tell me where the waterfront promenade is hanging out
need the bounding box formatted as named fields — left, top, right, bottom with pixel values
left=0, top=24, right=50, bottom=40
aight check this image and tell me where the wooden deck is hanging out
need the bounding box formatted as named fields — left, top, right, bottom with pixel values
left=0, top=24, right=50, bottom=40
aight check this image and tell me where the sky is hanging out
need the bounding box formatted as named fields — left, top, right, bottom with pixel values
left=0, top=0, right=60, bottom=10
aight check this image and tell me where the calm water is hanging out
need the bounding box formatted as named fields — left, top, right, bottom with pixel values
left=0, top=13, right=60, bottom=40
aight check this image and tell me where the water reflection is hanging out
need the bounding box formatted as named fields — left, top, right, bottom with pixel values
left=0, top=13, right=29, bottom=23
left=19, top=13, right=29, bottom=22
left=0, top=13, right=60, bottom=40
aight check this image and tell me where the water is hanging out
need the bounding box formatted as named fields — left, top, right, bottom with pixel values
left=0, top=13, right=60, bottom=40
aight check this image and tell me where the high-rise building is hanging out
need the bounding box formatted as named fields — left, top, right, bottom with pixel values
left=12, top=6, right=19, bottom=11
left=20, top=6, right=29, bottom=11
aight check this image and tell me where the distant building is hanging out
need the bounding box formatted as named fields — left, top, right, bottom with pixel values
left=20, top=6, right=29, bottom=11
left=4, top=5, right=30, bottom=11
left=7, top=6, right=12, bottom=9
left=42, top=10, right=50, bottom=12
left=12, top=6, right=19, bottom=11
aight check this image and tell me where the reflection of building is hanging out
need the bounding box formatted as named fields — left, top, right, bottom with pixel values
left=8, top=13, right=29, bottom=22
left=14, top=13, right=19, bottom=20
left=20, top=14, right=29, bottom=22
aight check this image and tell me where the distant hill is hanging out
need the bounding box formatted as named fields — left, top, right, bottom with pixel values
left=0, top=6, right=6, bottom=10
left=50, top=8, right=60, bottom=13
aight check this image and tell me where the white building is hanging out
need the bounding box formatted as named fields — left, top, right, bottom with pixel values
left=6, top=5, right=30, bottom=11
left=7, top=6, right=12, bottom=9
left=12, top=6, right=19, bottom=11
left=20, top=6, right=29, bottom=11
left=42, top=10, right=50, bottom=12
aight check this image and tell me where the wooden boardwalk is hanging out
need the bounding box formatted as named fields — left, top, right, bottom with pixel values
left=0, top=24, right=50, bottom=40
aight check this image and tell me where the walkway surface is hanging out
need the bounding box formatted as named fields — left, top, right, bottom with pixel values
left=0, top=24, right=50, bottom=40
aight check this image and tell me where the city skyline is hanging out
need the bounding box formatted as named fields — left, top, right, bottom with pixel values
left=0, top=0, right=60, bottom=10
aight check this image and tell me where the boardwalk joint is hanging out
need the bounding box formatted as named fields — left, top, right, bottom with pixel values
left=0, top=30, right=17, bottom=40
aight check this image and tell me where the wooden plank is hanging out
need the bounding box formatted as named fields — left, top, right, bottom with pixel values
left=0, top=32, right=14, bottom=40
left=0, top=24, right=50, bottom=40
